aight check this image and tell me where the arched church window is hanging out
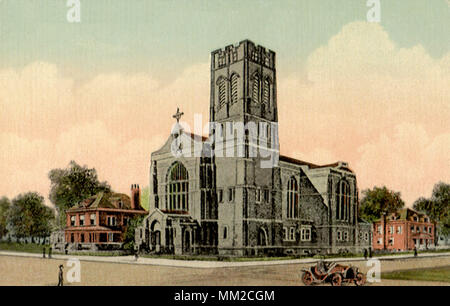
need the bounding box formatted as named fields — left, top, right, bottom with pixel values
left=231, top=73, right=239, bottom=104
left=287, top=177, right=299, bottom=218
left=252, top=73, right=260, bottom=104
left=263, top=77, right=271, bottom=107
left=336, top=180, right=350, bottom=220
left=166, top=162, right=189, bottom=212
left=217, top=77, right=226, bottom=106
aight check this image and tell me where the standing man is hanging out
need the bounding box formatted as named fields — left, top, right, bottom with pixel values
left=57, top=265, right=64, bottom=286
left=42, top=247, right=46, bottom=258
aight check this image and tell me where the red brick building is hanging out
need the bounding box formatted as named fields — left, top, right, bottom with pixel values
left=372, top=208, right=435, bottom=251
left=64, top=185, right=147, bottom=251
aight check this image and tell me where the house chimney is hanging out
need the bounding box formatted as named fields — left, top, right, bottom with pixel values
left=131, top=184, right=140, bottom=210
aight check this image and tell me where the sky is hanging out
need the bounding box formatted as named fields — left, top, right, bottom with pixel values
left=0, top=0, right=449, bottom=207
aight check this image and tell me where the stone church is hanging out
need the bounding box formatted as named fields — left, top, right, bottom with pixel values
left=135, top=40, right=372, bottom=256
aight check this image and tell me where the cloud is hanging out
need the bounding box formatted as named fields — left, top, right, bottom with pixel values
left=278, top=21, right=449, bottom=205
left=0, top=62, right=209, bottom=204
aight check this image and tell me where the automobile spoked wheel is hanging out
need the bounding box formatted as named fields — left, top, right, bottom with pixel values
left=301, top=271, right=313, bottom=286
left=354, top=272, right=366, bottom=286
left=331, top=273, right=343, bottom=286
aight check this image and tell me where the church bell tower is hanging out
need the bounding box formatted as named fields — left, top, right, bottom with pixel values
left=209, top=40, right=278, bottom=125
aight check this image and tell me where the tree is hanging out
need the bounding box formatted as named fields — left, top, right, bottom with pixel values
left=49, top=161, right=111, bottom=227
left=6, top=192, right=55, bottom=239
left=122, top=215, right=145, bottom=252
left=413, top=182, right=449, bottom=236
left=0, top=197, right=11, bottom=238
left=359, top=186, right=405, bottom=222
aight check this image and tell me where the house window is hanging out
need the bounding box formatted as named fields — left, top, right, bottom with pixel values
left=337, top=231, right=342, bottom=241
left=167, top=162, right=189, bottom=212
left=90, top=214, right=96, bottom=225
left=107, top=216, right=117, bottom=226
left=377, top=238, right=382, bottom=245
left=71, top=233, right=74, bottom=242
left=377, top=226, right=383, bottom=234
left=256, top=188, right=261, bottom=203
left=389, top=226, right=393, bottom=234
left=79, top=215, right=85, bottom=226
left=343, top=231, right=348, bottom=241
left=300, top=227, right=311, bottom=242
left=428, top=227, right=432, bottom=234
left=389, top=237, right=394, bottom=245
left=289, top=227, right=295, bottom=241
left=364, top=232, right=369, bottom=241
left=416, top=226, right=420, bottom=232
left=423, top=226, right=426, bottom=233
left=287, top=177, right=299, bottom=219
left=411, top=226, right=415, bottom=233
left=108, top=233, right=113, bottom=242
left=397, top=226, right=402, bottom=234
left=70, top=216, right=75, bottom=227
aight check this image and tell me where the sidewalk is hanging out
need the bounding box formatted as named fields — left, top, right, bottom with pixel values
left=0, top=250, right=449, bottom=268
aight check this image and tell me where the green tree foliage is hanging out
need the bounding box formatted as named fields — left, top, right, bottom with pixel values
left=359, top=186, right=405, bottom=222
left=413, top=182, right=449, bottom=236
left=140, top=186, right=150, bottom=211
left=0, top=197, right=11, bottom=238
left=6, top=192, right=55, bottom=238
left=122, top=215, right=144, bottom=252
left=49, top=161, right=111, bottom=228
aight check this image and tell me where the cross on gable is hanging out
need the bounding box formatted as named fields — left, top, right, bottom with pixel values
left=172, top=107, right=184, bottom=123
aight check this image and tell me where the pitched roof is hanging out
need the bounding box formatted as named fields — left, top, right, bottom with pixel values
left=279, top=155, right=351, bottom=171
left=70, top=191, right=141, bottom=211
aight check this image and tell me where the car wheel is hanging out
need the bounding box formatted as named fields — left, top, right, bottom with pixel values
left=301, top=271, right=314, bottom=286
left=331, top=273, right=343, bottom=286
left=354, top=272, right=366, bottom=286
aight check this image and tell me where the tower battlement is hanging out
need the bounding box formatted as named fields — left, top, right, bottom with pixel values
left=211, top=39, right=275, bottom=70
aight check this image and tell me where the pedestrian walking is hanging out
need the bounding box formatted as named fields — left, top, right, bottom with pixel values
left=57, top=265, right=64, bottom=286
left=42, top=247, right=46, bottom=258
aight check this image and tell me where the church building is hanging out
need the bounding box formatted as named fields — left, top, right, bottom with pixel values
left=135, top=40, right=372, bottom=256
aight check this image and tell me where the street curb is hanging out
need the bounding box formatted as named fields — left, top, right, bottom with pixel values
left=1, top=250, right=449, bottom=269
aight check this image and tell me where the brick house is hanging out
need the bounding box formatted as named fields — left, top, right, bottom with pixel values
left=62, top=185, right=147, bottom=251
left=372, top=208, right=435, bottom=251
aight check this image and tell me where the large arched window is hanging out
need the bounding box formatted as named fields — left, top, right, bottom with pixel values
left=217, top=77, right=227, bottom=106
left=252, top=73, right=260, bottom=103
left=263, top=77, right=271, bottom=107
left=336, top=180, right=350, bottom=220
left=230, top=73, right=239, bottom=104
left=166, top=162, right=189, bottom=212
left=287, top=177, right=299, bottom=218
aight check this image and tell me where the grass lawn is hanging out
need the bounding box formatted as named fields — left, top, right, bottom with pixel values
left=382, top=266, right=450, bottom=283
left=0, top=242, right=49, bottom=254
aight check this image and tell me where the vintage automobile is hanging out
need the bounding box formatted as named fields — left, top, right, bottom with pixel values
left=301, top=261, right=366, bottom=286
